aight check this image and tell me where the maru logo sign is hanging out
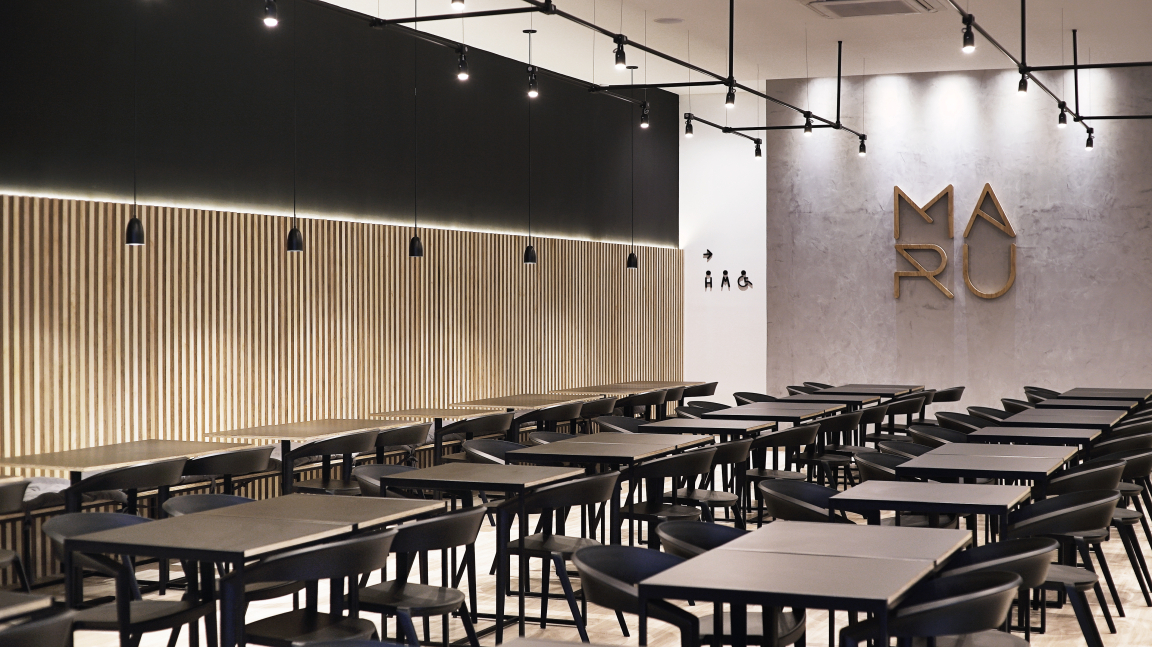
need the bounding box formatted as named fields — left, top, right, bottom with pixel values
left=893, top=184, right=1017, bottom=300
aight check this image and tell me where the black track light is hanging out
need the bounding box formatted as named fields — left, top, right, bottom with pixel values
left=627, top=251, right=638, bottom=269
left=640, top=102, right=650, bottom=129
left=615, top=44, right=627, bottom=70
left=457, top=48, right=469, bottom=80
left=524, top=244, right=537, bottom=264
left=1085, top=128, right=1094, bottom=151
left=287, top=222, right=303, bottom=252
left=858, top=135, right=867, bottom=157
left=803, top=117, right=813, bottom=136
left=451, top=0, right=465, bottom=11
left=264, top=0, right=278, bottom=27
left=409, top=234, right=424, bottom=257
left=125, top=209, right=144, bottom=246
left=961, top=14, right=975, bottom=53
left=754, top=139, right=762, bottom=159
left=1017, top=75, right=1028, bottom=94
left=725, top=85, right=736, bottom=109
left=1057, top=101, right=1067, bottom=128
left=684, top=117, right=693, bottom=138
left=527, top=66, right=539, bottom=98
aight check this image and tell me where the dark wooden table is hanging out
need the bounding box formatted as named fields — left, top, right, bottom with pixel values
left=377, top=462, right=585, bottom=643
left=702, top=402, right=844, bottom=424
left=1000, top=408, right=1125, bottom=431
left=829, top=480, right=1031, bottom=539
left=966, top=426, right=1101, bottom=450
left=0, top=590, right=53, bottom=622
left=449, top=393, right=591, bottom=409
left=1037, top=398, right=1138, bottom=411
left=1059, top=388, right=1152, bottom=402
left=636, top=521, right=968, bottom=647
left=640, top=418, right=777, bottom=439
left=197, top=493, right=443, bottom=529
left=895, top=453, right=1068, bottom=495
left=925, top=444, right=1077, bottom=460
left=817, top=384, right=924, bottom=397
left=778, top=393, right=882, bottom=408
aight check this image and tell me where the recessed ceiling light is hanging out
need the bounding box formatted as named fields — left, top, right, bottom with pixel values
left=654, top=17, right=683, bottom=24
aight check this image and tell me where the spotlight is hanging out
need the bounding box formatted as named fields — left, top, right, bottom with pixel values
left=626, top=251, right=638, bottom=269
left=457, top=49, right=469, bottom=80
left=858, top=136, right=867, bottom=157
left=1058, top=111, right=1067, bottom=128
left=1085, top=128, right=1094, bottom=150
left=725, top=86, right=735, bottom=109
left=451, top=0, right=465, bottom=11
left=961, top=15, right=975, bottom=53
left=684, top=118, right=693, bottom=138
left=1018, top=75, right=1028, bottom=94
left=615, top=44, right=627, bottom=70
left=803, top=118, right=813, bottom=136
left=125, top=211, right=145, bottom=246
left=264, top=0, right=278, bottom=27
left=640, top=102, right=650, bottom=128
left=527, top=66, right=539, bottom=98
left=287, top=223, right=303, bottom=252
left=409, top=234, right=424, bottom=257
left=754, top=140, right=762, bottom=158
left=523, top=244, right=537, bottom=264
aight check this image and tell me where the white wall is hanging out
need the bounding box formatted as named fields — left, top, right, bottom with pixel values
left=680, top=93, right=767, bottom=405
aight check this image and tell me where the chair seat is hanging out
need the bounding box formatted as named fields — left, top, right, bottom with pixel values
left=1120, top=482, right=1143, bottom=496
left=666, top=488, right=739, bottom=507
left=864, top=433, right=909, bottom=444
left=244, top=609, right=377, bottom=647
left=358, top=581, right=465, bottom=617
left=881, top=513, right=958, bottom=529
left=810, top=453, right=852, bottom=464
left=699, top=609, right=806, bottom=645
left=294, top=478, right=360, bottom=496
left=619, top=501, right=702, bottom=522
left=507, top=532, right=601, bottom=558
left=827, top=444, right=872, bottom=456
left=1044, top=564, right=1099, bottom=591
left=246, top=579, right=308, bottom=602
left=746, top=468, right=806, bottom=482
left=73, top=600, right=205, bottom=632
left=1114, top=507, right=1143, bottom=525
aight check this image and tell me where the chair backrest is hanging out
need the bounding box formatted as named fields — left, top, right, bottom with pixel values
left=908, top=425, right=968, bottom=447
left=932, top=386, right=965, bottom=403
left=674, top=406, right=704, bottom=419
left=513, top=472, right=619, bottom=514
left=1109, top=419, right=1152, bottom=439
left=1024, top=393, right=1048, bottom=405
left=181, top=446, right=275, bottom=478
left=757, top=480, right=851, bottom=523
left=877, top=441, right=932, bottom=458
left=67, top=457, right=188, bottom=496
left=615, top=390, right=668, bottom=409
left=656, top=520, right=747, bottom=559
left=887, top=571, right=1022, bottom=639
left=286, top=429, right=380, bottom=462
left=814, top=411, right=865, bottom=441
left=1007, top=489, right=1120, bottom=538
left=163, top=493, right=253, bottom=516
left=708, top=438, right=754, bottom=466
left=1091, top=449, right=1152, bottom=480
left=350, top=464, right=417, bottom=496
left=1024, top=386, right=1060, bottom=399
left=0, top=609, right=75, bottom=647
left=935, top=412, right=989, bottom=433
left=1045, top=459, right=1125, bottom=496
left=439, top=411, right=516, bottom=439
left=521, top=401, right=585, bottom=424
left=230, top=527, right=398, bottom=585
left=1091, top=432, right=1152, bottom=458
left=856, top=403, right=891, bottom=427
left=663, top=386, right=687, bottom=403
left=883, top=397, right=926, bottom=417
left=786, top=385, right=818, bottom=395
left=579, top=397, right=619, bottom=418
left=376, top=423, right=433, bottom=447
left=527, top=431, right=575, bottom=445
left=968, top=406, right=1011, bottom=422
left=43, top=512, right=153, bottom=577
left=749, top=423, right=820, bottom=452
left=733, top=392, right=775, bottom=405
left=593, top=415, right=643, bottom=433
left=389, top=505, right=486, bottom=554
left=687, top=401, right=729, bottom=412
left=632, top=447, right=718, bottom=480
left=0, top=479, right=30, bottom=515
left=803, top=382, right=835, bottom=390
left=682, top=382, right=718, bottom=398
left=939, top=537, right=1058, bottom=588
left=855, top=451, right=907, bottom=482
left=1000, top=398, right=1034, bottom=413
left=462, top=439, right=526, bottom=465
left=572, top=545, right=683, bottom=615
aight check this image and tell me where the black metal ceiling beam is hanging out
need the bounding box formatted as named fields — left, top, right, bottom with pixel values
left=372, top=6, right=541, bottom=25
left=1025, top=61, right=1152, bottom=72
left=686, top=114, right=758, bottom=142
left=591, top=81, right=725, bottom=92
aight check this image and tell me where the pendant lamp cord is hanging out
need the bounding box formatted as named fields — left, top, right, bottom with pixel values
left=630, top=68, right=635, bottom=252
left=292, top=0, right=298, bottom=230
left=413, top=0, right=419, bottom=236
left=132, top=0, right=138, bottom=218
left=528, top=89, right=532, bottom=244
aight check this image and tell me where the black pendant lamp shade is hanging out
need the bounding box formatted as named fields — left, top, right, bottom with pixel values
left=627, top=251, right=638, bottom=269
left=409, top=234, right=424, bottom=257
left=125, top=209, right=145, bottom=246
left=287, top=221, right=304, bottom=252
left=523, top=244, right=537, bottom=264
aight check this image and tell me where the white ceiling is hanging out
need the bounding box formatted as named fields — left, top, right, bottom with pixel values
left=325, top=0, right=1152, bottom=92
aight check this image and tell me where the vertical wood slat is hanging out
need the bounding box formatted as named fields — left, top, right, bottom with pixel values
left=0, top=193, right=684, bottom=461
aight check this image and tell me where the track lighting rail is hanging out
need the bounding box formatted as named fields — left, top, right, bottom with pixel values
left=371, top=6, right=541, bottom=25
left=591, top=81, right=726, bottom=91
left=684, top=114, right=757, bottom=142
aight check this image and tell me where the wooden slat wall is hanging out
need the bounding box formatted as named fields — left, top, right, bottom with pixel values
left=0, top=194, right=684, bottom=461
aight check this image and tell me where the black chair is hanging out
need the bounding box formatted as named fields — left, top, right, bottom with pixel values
left=1090, top=449, right=1152, bottom=607
left=372, top=423, right=433, bottom=465
left=733, top=392, right=776, bottom=405
left=656, top=520, right=747, bottom=558
left=500, top=472, right=619, bottom=639
left=664, top=439, right=753, bottom=527
left=877, top=440, right=932, bottom=459
left=435, top=412, right=515, bottom=465
left=283, top=430, right=379, bottom=496
left=223, top=529, right=399, bottom=647
left=933, top=386, right=966, bottom=403
left=461, top=439, right=526, bottom=464
left=1024, top=386, right=1060, bottom=401
left=786, top=385, right=818, bottom=395
left=803, top=382, right=834, bottom=390
left=661, top=387, right=687, bottom=419
left=746, top=424, right=819, bottom=483
left=528, top=431, right=576, bottom=445
left=1044, top=460, right=1126, bottom=498
left=1001, top=398, right=1035, bottom=414
left=63, top=457, right=187, bottom=514
left=757, top=480, right=853, bottom=524
left=855, top=451, right=907, bottom=482
left=908, top=425, right=968, bottom=447
left=593, top=415, right=643, bottom=433
left=683, top=382, right=719, bottom=399
left=1089, top=432, right=1152, bottom=458
left=838, top=572, right=1023, bottom=647
left=687, top=401, right=730, bottom=413
left=615, top=390, right=667, bottom=420
left=0, top=478, right=31, bottom=591
left=620, top=447, right=717, bottom=549
left=576, top=397, right=618, bottom=433
left=180, top=446, right=275, bottom=495
left=675, top=405, right=705, bottom=419
left=357, top=507, right=484, bottom=647
left=351, top=464, right=419, bottom=498
left=855, top=403, right=890, bottom=447
left=936, top=412, right=990, bottom=433
left=43, top=512, right=217, bottom=647
left=513, top=401, right=585, bottom=438
left=0, top=609, right=75, bottom=647
left=802, top=411, right=864, bottom=488
left=162, top=493, right=253, bottom=516
left=867, top=397, right=923, bottom=444
left=968, top=406, right=1011, bottom=423
left=1106, top=418, right=1152, bottom=440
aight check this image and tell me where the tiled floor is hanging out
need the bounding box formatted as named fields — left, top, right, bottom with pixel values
left=55, top=495, right=1152, bottom=647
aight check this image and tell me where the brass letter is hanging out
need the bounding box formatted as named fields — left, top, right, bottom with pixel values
left=895, top=244, right=954, bottom=299
left=894, top=185, right=954, bottom=240
left=963, top=244, right=1016, bottom=299
left=962, top=183, right=1017, bottom=299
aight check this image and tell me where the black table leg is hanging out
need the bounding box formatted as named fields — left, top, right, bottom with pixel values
left=280, top=440, right=293, bottom=495
left=496, top=507, right=509, bottom=644
left=66, top=471, right=82, bottom=513
left=731, top=604, right=748, bottom=647
left=519, top=494, right=528, bottom=636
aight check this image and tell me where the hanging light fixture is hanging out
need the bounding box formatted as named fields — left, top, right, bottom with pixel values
left=754, top=139, right=762, bottom=159
left=457, top=47, right=469, bottom=80
left=614, top=41, right=627, bottom=70
left=1057, top=101, right=1067, bottom=128
left=639, top=101, right=650, bottom=128
left=451, top=0, right=465, bottom=11
left=626, top=75, right=638, bottom=271
left=525, top=29, right=539, bottom=98
left=684, top=115, right=693, bottom=138
left=264, top=0, right=279, bottom=27
left=1017, top=74, right=1029, bottom=94
left=803, top=114, right=813, bottom=136
left=410, top=2, right=423, bottom=257
left=961, top=14, right=975, bottom=53
left=287, top=220, right=304, bottom=252
left=286, top=0, right=303, bottom=253
left=1085, top=127, right=1094, bottom=150
left=523, top=74, right=537, bottom=265
left=125, top=0, right=144, bottom=246
left=725, top=84, right=736, bottom=109
left=858, top=135, right=867, bottom=157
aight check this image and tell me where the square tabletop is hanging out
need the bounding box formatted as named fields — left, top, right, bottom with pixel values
left=718, top=520, right=971, bottom=566
left=924, top=444, right=1077, bottom=460
left=375, top=462, right=585, bottom=493
left=610, top=380, right=706, bottom=389
left=367, top=407, right=504, bottom=420
left=966, top=426, right=1101, bottom=446
left=448, top=394, right=592, bottom=409
left=702, top=402, right=843, bottom=423
left=0, top=591, right=54, bottom=622
left=778, top=393, right=883, bottom=406
left=197, top=493, right=444, bottom=530
left=0, top=439, right=254, bottom=474
left=508, top=433, right=712, bottom=464
left=818, top=384, right=924, bottom=397
left=895, top=454, right=1066, bottom=482
left=640, top=419, right=777, bottom=436
left=551, top=385, right=655, bottom=395
left=1060, top=388, right=1152, bottom=402
left=1000, top=408, right=1125, bottom=430
left=562, top=432, right=714, bottom=449
left=830, top=481, right=1031, bottom=518
left=1037, top=398, right=1138, bottom=411
left=207, top=419, right=400, bottom=442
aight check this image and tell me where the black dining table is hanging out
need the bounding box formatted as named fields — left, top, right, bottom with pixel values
left=1000, top=408, right=1125, bottom=431
left=636, top=521, right=969, bottom=647
left=777, top=393, right=883, bottom=408
left=1059, top=387, right=1152, bottom=402
left=895, top=449, right=1070, bottom=496
left=1037, top=398, right=1139, bottom=411
left=702, top=402, right=844, bottom=424
left=817, top=384, right=924, bottom=397
left=640, top=418, right=777, bottom=439
left=0, top=590, right=53, bottom=622
left=966, top=426, right=1101, bottom=450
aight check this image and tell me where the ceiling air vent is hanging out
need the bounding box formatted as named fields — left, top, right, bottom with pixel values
left=796, top=0, right=938, bottom=18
